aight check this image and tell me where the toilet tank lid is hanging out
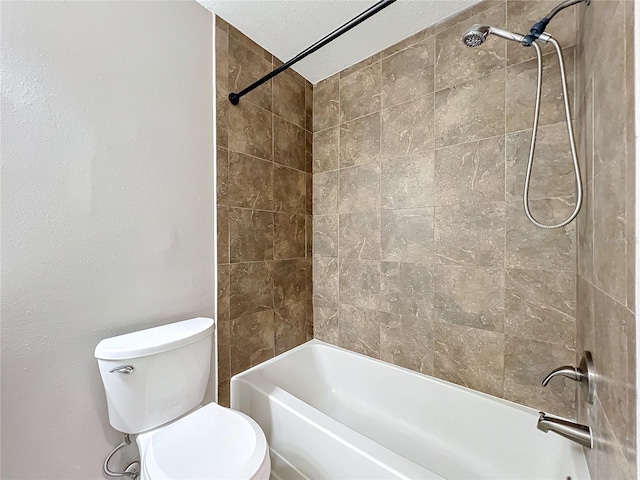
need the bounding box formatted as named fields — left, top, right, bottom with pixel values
left=95, top=317, right=214, bottom=360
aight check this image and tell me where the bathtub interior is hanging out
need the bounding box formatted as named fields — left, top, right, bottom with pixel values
left=239, top=340, right=589, bottom=480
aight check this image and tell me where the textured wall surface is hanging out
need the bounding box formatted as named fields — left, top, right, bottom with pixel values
left=215, top=17, right=313, bottom=406
left=312, top=0, right=580, bottom=417
left=575, top=0, right=637, bottom=478
left=1, top=2, right=214, bottom=478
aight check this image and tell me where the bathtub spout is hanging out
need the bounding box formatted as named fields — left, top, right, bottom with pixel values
left=537, top=412, right=593, bottom=449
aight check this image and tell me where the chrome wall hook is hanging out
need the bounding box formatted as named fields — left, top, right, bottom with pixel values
left=542, top=351, right=595, bottom=404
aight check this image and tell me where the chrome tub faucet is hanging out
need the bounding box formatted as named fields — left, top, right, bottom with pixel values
left=537, top=412, right=593, bottom=449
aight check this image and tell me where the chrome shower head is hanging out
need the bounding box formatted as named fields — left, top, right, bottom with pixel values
left=462, top=25, right=490, bottom=47
left=462, top=24, right=526, bottom=47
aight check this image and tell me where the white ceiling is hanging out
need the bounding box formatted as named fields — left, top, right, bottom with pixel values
left=198, top=0, right=482, bottom=84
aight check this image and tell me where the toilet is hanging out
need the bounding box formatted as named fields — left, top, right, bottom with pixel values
left=94, top=317, right=270, bottom=480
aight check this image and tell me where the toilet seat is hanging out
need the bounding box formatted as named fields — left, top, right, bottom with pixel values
left=136, top=402, right=270, bottom=480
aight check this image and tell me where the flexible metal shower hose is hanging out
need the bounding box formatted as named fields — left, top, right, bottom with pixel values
left=524, top=39, right=583, bottom=229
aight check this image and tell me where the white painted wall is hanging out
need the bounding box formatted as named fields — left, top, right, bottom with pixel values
left=199, top=0, right=481, bottom=84
left=0, top=2, right=214, bottom=478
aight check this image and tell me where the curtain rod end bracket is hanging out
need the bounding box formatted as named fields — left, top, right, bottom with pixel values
left=228, top=92, right=240, bottom=105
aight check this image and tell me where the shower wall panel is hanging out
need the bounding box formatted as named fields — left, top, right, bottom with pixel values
left=312, top=0, right=579, bottom=417
left=575, top=0, right=636, bottom=477
left=216, top=17, right=313, bottom=406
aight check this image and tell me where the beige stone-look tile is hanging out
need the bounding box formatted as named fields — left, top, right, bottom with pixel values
left=339, top=258, right=382, bottom=311
left=304, top=174, right=312, bottom=218
left=381, top=27, right=434, bottom=59
left=340, top=62, right=381, bottom=123
left=340, top=53, right=382, bottom=79
left=313, top=299, right=339, bottom=344
left=338, top=163, right=381, bottom=213
left=435, top=136, right=506, bottom=205
left=228, top=25, right=272, bottom=62
left=381, top=38, right=435, bottom=109
left=218, top=380, right=230, bottom=407
left=305, top=83, right=313, bottom=132
left=275, top=301, right=306, bottom=355
left=229, top=37, right=272, bottom=111
left=306, top=129, right=313, bottom=174
left=434, top=320, right=505, bottom=397
left=576, top=275, right=595, bottom=357
left=434, top=0, right=502, bottom=33
left=313, top=127, right=339, bottom=173
left=273, top=71, right=305, bottom=128
left=506, top=0, right=576, bottom=66
left=381, top=94, right=434, bottom=158
left=434, top=265, right=504, bottom=333
left=592, top=1, right=626, bottom=176
left=593, top=158, right=627, bottom=305
left=216, top=86, right=229, bottom=149
left=505, top=199, right=575, bottom=271
left=380, top=262, right=433, bottom=319
left=381, top=151, right=435, bottom=209
left=577, top=179, right=594, bottom=281
left=230, top=262, right=274, bottom=319
left=305, top=215, right=313, bottom=258
left=503, top=336, right=576, bottom=419
left=217, top=147, right=229, bottom=206
left=228, top=100, right=273, bottom=161
left=381, top=208, right=434, bottom=264
left=339, top=212, right=381, bottom=260
left=215, top=15, right=228, bottom=32
left=273, top=56, right=306, bottom=86
left=231, top=310, right=275, bottom=374
left=313, top=214, right=338, bottom=257
left=435, top=3, right=506, bottom=90
left=274, top=165, right=306, bottom=214
left=313, top=78, right=339, bottom=132
left=313, top=256, right=339, bottom=307
left=594, top=287, right=632, bottom=454
left=338, top=303, right=381, bottom=359
left=380, top=313, right=433, bottom=374
left=227, top=152, right=273, bottom=210
left=313, top=171, right=338, bottom=215
left=274, top=117, right=306, bottom=171
left=626, top=138, right=635, bottom=313
left=506, top=48, right=575, bottom=133
left=274, top=258, right=307, bottom=309
left=435, top=202, right=505, bottom=267
left=217, top=317, right=231, bottom=382
left=274, top=213, right=305, bottom=259
left=504, top=269, right=575, bottom=346
left=216, top=25, right=229, bottom=91
left=340, top=113, right=381, bottom=168
left=594, top=400, right=631, bottom=480
left=218, top=264, right=230, bottom=324
left=229, top=208, right=273, bottom=262
left=435, top=70, right=505, bottom=148
left=506, top=123, right=576, bottom=201
left=217, top=205, right=229, bottom=264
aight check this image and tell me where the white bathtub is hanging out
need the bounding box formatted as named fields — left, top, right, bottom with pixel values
left=231, top=340, right=590, bottom=480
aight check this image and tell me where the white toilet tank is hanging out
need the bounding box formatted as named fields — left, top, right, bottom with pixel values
left=95, top=317, right=215, bottom=434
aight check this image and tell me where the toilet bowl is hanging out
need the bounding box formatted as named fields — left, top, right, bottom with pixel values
left=136, top=403, right=270, bottom=480
left=95, top=317, right=270, bottom=480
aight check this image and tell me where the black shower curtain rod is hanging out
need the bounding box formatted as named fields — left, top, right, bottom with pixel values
left=228, top=0, right=397, bottom=105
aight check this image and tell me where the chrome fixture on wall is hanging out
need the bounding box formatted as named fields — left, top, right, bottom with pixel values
left=462, top=0, right=589, bottom=229
left=537, top=412, right=593, bottom=449
left=541, top=351, right=595, bottom=404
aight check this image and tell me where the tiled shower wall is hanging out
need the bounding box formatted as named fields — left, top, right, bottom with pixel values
left=312, top=0, right=580, bottom=417
left=575, top=0, right=636, bottom=477
left=216, top=17, right=313, bottom=406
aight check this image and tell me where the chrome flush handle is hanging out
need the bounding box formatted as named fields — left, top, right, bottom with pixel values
left=109, top=365, right=135, bottom=374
